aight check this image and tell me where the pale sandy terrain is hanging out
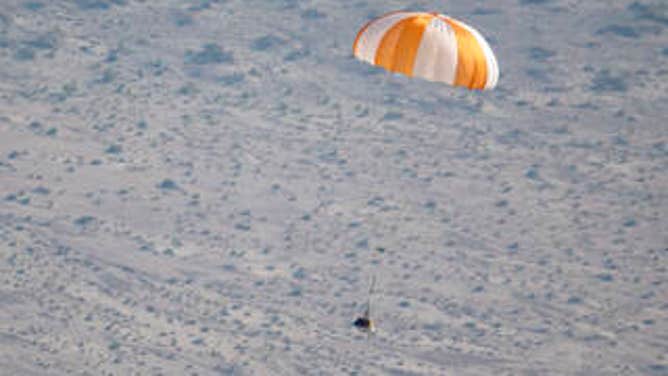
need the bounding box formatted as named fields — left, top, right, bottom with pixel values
left=0, top=0, right=666, bottom=375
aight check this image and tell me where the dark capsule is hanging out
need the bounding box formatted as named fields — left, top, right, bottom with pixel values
left=353, top=317, right=374, bottom=332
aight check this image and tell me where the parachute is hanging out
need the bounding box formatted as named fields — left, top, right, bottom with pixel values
left=353, top=11, right=499, bottom=90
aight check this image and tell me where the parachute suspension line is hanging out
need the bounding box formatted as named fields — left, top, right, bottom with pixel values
left=365, top=274, right=377, bottom=318
left=354, top=254, right=380, bottom=333
left=357, top=69, right=392, bottom=332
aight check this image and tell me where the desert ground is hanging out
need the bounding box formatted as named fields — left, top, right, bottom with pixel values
left=0, top=1, right=666, bottom=375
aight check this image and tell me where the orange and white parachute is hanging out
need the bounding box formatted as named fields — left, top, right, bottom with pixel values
left=353, top=11, right=499, bottom=90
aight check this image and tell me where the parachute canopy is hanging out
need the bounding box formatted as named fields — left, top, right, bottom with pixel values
left=353, top=11, right=499, bottom=90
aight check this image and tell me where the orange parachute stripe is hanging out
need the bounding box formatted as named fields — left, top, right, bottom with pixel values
left=441, top=17, right=488, bottom=90
left=375, top=15, right=430, bottom=76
